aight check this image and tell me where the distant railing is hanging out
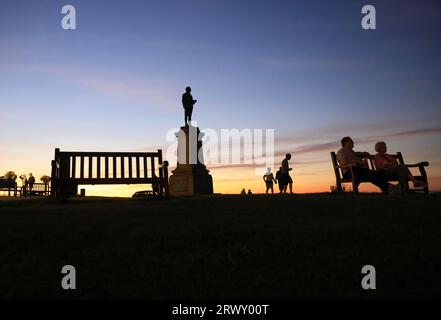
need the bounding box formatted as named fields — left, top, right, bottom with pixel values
left=51, top=148, right=169, bottom=198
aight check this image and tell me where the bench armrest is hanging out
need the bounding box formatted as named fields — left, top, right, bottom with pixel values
left=335, top=163, right=355, bottom=170
left=406, top=161, right=429, bottom=168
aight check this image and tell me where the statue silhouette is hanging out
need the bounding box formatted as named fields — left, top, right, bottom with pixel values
left=182, top=86, right=197, bottom=126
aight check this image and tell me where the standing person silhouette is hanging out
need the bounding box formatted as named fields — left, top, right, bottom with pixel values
left=275, top=167, right=283, bottom=193
left=182, top=86, right=197, bottom=126
left=28, top=173, right=35, bottom=196
left=263, top=168, right=276, bottom=194
left=281, top=154, right=293, bottom=194
left=20, top=174, right=27, bottom=197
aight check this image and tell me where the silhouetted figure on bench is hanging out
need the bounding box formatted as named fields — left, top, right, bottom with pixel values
left=182, top=86, right=197, bottom=126
left=374, top=141, right=427, bottom=193
left=337, top=137, right=390, bottom=194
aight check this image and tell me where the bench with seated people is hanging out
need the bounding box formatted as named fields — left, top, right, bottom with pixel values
left=331, top=137, right=429, bottom=194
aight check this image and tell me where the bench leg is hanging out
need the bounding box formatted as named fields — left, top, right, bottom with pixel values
left=353, top=183, right=359, bottom=194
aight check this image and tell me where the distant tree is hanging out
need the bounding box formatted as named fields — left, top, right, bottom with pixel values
left=41, top=175, right=51, bottom=193
left=40, top=175, right=51, bottom=184
left=3, top=171, right=17, bottom=182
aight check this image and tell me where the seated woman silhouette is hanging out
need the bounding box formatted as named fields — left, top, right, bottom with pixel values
left=374, top=141, right=427, bottom=192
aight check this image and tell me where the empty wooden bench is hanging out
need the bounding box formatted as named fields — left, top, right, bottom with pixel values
left=0, top=178, right=18, bottom=197
left=29, top=183, right=51, bottom=196
left=330, top=151, right=429, bottom=194
left=51, top=148, right=169, bottom=198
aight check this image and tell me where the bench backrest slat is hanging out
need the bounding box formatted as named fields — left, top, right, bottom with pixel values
left=330, top=152, right=341, bottom=179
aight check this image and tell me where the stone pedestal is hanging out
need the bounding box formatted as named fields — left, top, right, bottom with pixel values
left=169, top=125, right=213, bottom=196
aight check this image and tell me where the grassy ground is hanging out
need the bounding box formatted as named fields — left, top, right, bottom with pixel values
left=0, top=193, right=440, bottom=299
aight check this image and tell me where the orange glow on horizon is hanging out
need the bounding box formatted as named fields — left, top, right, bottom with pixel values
left=2, top=134, right=441, bottom=197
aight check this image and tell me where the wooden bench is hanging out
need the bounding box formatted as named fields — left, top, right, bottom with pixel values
left=330, top=152, right=429, bottom=194
left=0, top=178, right=18, bottom=197
left=51, top=148, right=169, bottom=198
left=28, top=183, right=51, bottom=196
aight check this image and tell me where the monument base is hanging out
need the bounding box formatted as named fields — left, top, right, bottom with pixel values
left=169, top=164, right=213, bottom=196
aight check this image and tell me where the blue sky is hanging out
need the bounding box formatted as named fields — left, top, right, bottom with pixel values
left=1, top=0, right=440, bottom=194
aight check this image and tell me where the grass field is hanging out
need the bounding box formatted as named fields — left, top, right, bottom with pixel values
left=0, top=193, right=440, bottom=299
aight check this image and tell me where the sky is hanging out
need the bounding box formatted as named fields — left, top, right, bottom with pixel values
left=0, top=0, right=440, bottom=196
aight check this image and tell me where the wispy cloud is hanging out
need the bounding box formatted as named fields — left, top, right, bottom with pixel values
left=0, top=63, right=179, bottom=108
left=277, top=125, right=441, bottom=157
left=383, top=126, right=441, bottom=139
left=208, top=125, right=441, bottom=171
left=142, top=125, right=441, bottom=172
left=256, top=57, right=359, bottom=70
left=382, top=0, right=441, bottom=25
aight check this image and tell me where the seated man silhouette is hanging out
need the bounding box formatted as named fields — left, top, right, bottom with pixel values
left=374, top=141, right=427, bottom=192
left=182, top=86, right=197, bottom=126
left=337, top=136, right=390, bottom=194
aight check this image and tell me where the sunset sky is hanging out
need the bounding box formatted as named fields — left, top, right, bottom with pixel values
left=1, top=0, right=440, bottom=196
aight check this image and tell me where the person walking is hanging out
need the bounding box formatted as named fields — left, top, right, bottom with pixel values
left=275, top=167, right=283, bottom=193
left=281, top=154, right=293, bottom=194
left=263, top=168, right=277, bottom=194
